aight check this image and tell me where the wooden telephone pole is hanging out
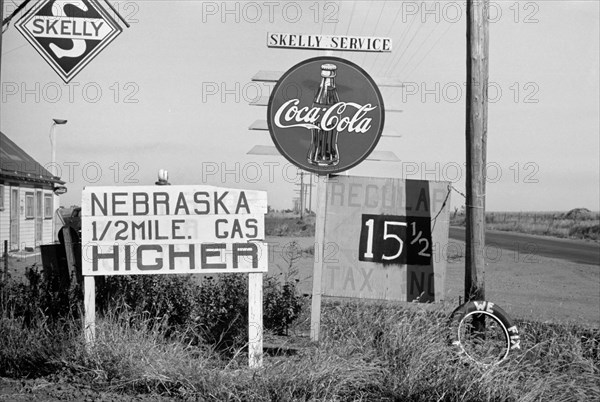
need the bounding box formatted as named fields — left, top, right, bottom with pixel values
left=465, top=0, right=489, bottom=302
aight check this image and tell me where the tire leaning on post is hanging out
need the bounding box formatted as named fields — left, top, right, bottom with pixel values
left=448, top=300, right=521, bottom=365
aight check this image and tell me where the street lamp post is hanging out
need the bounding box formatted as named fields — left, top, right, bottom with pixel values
left=50, top=119, right=68, bottom=177
left=49, top=119, right=67, bottom=242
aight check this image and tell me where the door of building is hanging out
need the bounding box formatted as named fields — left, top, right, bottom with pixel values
left=35, top=190, right=43, bottom=246
left=10, top=188, right=20, bottom=251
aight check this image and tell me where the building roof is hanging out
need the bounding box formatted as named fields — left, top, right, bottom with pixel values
left=1, top=131, right=64, bottom=185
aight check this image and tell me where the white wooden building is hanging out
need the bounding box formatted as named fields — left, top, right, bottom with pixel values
left=0, top=131, right=65, bottom=252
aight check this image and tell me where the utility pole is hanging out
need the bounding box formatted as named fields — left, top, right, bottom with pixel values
left=303, top=179, right=308, bottom=214
left=299, top=171, right=304, bottom=219
left=465, top=0, right=488, bottom=302
left=308, top=173, right=313, bottom=213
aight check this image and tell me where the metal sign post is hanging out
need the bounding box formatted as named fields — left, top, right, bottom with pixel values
left=309, top=176, right=328, bottom=341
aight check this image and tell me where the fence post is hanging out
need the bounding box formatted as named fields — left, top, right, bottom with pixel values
left=62, top=228, right=77, bottom=282
left=2, top=240, right=7, bottom=307
left=3, top=240, right=7, bottom=283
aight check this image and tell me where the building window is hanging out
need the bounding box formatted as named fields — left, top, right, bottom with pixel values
left=36, top=191, right=43, bottom=216
left=25, top=192, right=34, bottom=218
left=44, top=194, right=53, bottom=218
left=0, top=185, right=4, bottom=211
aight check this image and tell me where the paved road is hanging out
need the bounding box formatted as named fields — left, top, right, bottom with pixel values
left=449, top=227, right=600, bottom=266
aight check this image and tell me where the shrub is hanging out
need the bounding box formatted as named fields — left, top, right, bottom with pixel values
left=2, top=261, right=305, bottom=359
left=569, top=223, right=600, bottom=241
left=263, top=276, right=303, bottom=335
left=0, top=264, right=81, bottom=323
left=191, top=274, right=249, bottom=352
left=96, top=273, right=305, bottom=352
left=96, top=275, right=196, bottom=330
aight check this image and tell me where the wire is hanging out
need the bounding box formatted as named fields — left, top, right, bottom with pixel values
left=450, top=185, right=467, bottom=199
left=377, top=9, right=417, bottom=77
left=384, top=16, right=425, bottom=77
left=332, top=0, right=340, bottom=35
left=338, top=0, right=357, bottom=59
left=368, top=1, right=403, bottom=72
left=431, top=185, right=452, bottom=232
left=361, top=0, right=387, bottom=67
left=103, top=0, right=130, bottom=28
left=2, top=0, right=32, bottom=28
left=357, top=3, right=373, bottom=38
left=397, top=22, right=440, bottom=78
left=2, top=43, right=27, bottom=56
left=402, top=22, right=454, bottom=80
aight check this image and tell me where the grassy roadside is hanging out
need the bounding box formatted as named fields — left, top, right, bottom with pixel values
left=1, top=212, right=598, bottom=400
left=450, top=209, right=600, bottom=241
left=0, top=299, right=598, bottom=401
left=269, top=209, right=600, bottom=241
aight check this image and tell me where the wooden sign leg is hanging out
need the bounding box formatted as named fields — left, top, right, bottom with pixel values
left=248, top=272, right=263, bottom=368
left=84, top=276, right=96, bottom=349
left=310, top=176, right=328, bottom=342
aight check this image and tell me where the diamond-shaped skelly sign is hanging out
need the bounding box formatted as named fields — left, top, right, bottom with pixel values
left=16, top=0, right=123, bottom=83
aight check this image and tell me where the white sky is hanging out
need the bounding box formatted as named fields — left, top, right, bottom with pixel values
left=1, top=0, right=598, bottom=212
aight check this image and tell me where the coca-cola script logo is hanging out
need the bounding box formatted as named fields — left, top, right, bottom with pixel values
left=267, top=57, right=385, bottom=175
left=274, top=100, right=377, bottom=133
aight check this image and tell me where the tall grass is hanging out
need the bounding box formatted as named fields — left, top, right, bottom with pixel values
left=1, top=298, right=598, bottom=400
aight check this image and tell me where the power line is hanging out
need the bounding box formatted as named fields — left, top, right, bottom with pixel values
left=332, top=0, right=340, bottom=35
left=356, top=3, right=372, bottom=38
left=376, top=9, right=417, bottom=77
left=2, top=0, right=31, bottom=29
left=338, top=0, right=357, bottom=60
left=402, top=22, right=454, bottom=81
left=360, top=0, right=387, bottom=67
left=2, top=43, right=26, bottom=56
left=368, top=1, right=403, bottom=73
left=383, top=16, right=425, bottom=77
left=396, top=22, right=440, bottom=78
left=347, top=1, right=372, bottom=64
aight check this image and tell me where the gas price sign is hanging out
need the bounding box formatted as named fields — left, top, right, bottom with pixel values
left=359, top=214, right=433, bottom=266
left=320, top=176, right=450, bottom=302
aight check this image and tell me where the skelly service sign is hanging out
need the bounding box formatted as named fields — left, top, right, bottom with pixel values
left=267, top=57, right=385, bottom=175
left=16, top=0, right=123, bottom=83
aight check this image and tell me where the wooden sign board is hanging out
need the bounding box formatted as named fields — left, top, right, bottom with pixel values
left=81, top=185, right=268, bottom=275
left=81, top=185, right=267, bottom=368
left=319, top=176, right=450, bottom=302
left=268, top=33, right=392, bottom=52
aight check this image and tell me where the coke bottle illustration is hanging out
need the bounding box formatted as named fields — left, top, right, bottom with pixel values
left=307, top=64, right=340, bottom=166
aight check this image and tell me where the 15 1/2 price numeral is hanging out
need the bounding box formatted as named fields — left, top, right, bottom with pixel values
left=359, top=214, right=432, bottom=265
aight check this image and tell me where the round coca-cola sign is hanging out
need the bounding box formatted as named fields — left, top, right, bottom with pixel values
left=267, top=56, right=385, bottom=175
